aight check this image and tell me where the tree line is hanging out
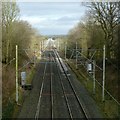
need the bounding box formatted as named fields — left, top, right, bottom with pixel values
left=67, top=2, right=120, bottom=61
left=2, top=1, right=43, bottom=64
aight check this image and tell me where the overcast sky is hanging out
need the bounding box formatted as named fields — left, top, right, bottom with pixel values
left=18, top=2, right=87, bottom=35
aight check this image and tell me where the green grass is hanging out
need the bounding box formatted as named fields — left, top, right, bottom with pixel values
left=2, top=84, right=26, bottom=118
left=2, top=100, right=15, bottom=118
left=67, top=61, right=119, bottom=118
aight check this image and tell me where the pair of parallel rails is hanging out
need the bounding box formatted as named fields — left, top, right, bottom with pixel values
left=35, top=50, right=89, bottom=119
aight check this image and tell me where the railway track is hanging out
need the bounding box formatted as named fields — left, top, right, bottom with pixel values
left=53, top=49, right=89, bottom=119
left=35, top=50, right=89, bottom=119
left=50, top=53, right=54, bottom=119
left=34, top=61, right=47, bottom=119
left=35, top=52, right=53, bottom=119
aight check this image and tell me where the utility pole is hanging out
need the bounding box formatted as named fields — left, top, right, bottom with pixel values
left=16, top=45, right=18, bottom=103
left=58, top=40, right=60, bottom=51
left=93, top=60, right=96, bottom=94
left=34, top=48, right=35, bottom=65
left=40, top=41, right=41, bottom=58
left=65, top=42, right=67, bottom=60
left=42, top=40, right=44, bottom=51
left=102, top=45, right=106, bottom=102
left=34, top=44, right=35, bottom=66
left=76, top=41, right=78, bottom=69
left=41, top=41, right=42, bottom=51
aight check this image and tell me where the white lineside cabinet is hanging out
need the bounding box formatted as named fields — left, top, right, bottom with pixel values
left=87, top=63, right=92, bottom=73
left=21, top=72, right=26, bottom=86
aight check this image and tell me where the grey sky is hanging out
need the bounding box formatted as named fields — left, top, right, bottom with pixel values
left=18, top=2, right=86, bottom=35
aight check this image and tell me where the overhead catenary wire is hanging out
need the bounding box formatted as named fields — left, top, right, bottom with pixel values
left=2, top=57, right=16, bottom=69
left=18, top=61, right=30, bottom=71
left=67, top=43, right=120, bottom=105
left=77, top=51, right=103, bottom=71
left=70, top=59, right=120, bottom=106
left=67, top=47, right=103, bottom=71
left=106, top=58, right=118, bottom=70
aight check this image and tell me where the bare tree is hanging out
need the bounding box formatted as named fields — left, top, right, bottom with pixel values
left=2, top=1, right=19, bottom=63
left=88, top=2, right=119, bottom=59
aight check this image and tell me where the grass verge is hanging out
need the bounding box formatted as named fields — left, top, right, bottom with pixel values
left=2, top=63, right=36, bottom=119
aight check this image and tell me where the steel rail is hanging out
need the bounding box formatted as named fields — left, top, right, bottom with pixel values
left=35, top=52, right=54, bottom=119
left=35, top=60, right=48, bottom=120
left=54, top=49, right=89, bottom=119
left=51, top=51, right=73, bottom=119
left=50, top=53, right=54, bottom=119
